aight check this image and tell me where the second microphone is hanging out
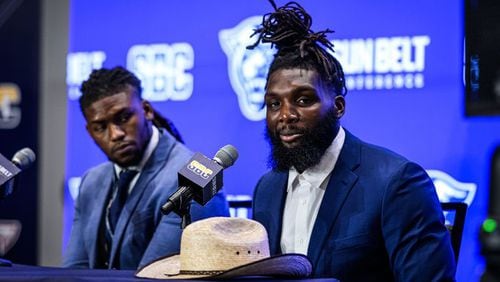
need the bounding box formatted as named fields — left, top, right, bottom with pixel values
left=161, top=144, right=238, bottom=215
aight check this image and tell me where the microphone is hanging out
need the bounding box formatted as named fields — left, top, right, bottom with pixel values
left=0, top=148, right=36, bottom=199
left=12, top=148, right=36, bottom=170
left=161, top=144, right=238, bottom=215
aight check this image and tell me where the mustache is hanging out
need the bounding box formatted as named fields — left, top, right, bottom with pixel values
left=112, top=141, right=133, bottom=153
left=277, top=126, right=306, bottom=136
left=265, top=110, right=339, bottom=172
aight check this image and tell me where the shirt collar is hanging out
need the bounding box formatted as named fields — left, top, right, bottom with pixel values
left=114, top=125, right=160, bottom=178
left=287, top=126, right=346, bottom=192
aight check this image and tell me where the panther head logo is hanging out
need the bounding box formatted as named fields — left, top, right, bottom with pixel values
left=427, top=170, right=476, bottom=205
left=426, top=169, right=476, bottom=224
left=219, top=16, right=275, bottom=121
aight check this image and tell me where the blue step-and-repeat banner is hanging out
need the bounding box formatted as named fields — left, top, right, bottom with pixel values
left=64, top=1, right=500, bottom=280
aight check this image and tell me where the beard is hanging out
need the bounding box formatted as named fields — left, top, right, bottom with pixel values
left=265, top=111, right=339, bottom=173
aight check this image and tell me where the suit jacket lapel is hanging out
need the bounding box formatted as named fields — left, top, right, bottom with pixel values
left=88, top=165, right=114, bottom=268
left=109, top=132, right=175, bottom=266
left=307, top=131, right=361, bottom=269
left=265, top=171, right=288, bottom=255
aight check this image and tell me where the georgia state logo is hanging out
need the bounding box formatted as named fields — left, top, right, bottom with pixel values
left=427, top=170, right=476, bottom=205
left=219, top=16, right=275, bottom=121
left=426, top=170, right=476, bottom=224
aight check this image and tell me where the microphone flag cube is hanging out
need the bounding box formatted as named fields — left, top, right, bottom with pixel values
left=0, top=153, right=21, bottom=186
left=178, top=152, right=224, bottom=205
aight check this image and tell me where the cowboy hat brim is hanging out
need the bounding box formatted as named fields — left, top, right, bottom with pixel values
left=135, top=253, right=312, bottom=280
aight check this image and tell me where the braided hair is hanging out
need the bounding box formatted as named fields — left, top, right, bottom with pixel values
left=151, top=108, right=185, bottom=144
left=248, top=1, right=347, bottom=97
left=80, top=66, right=142, bottom=114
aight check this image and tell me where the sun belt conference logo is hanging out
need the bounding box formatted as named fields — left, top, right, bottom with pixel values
left=219, top=16, right=432, bottom=121
left=219, top=16, right=275, bottom=121
left=332, top=36, right=430, bottom=91
left=0, top=83, right=22, bottom=129
left=127, top=43, right=194, bottom=102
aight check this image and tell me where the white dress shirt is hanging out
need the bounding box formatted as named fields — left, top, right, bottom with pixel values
left=280, top=127, right=345, bottom=255
left=105, top=126, right=160, bottom=236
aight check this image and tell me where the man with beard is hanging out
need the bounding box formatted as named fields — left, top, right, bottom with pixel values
left=63, top=66, right=229, bottom=270
left=250, top=2, right=456, bottom=281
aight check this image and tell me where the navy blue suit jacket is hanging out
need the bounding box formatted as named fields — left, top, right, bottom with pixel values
left=253, top=131, right=456, bottom=281
left=62, top=132, right=229, bottom=269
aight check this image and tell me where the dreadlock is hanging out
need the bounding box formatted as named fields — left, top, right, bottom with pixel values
left=248, top=0, right=347, bottom=97
left=152, top=108, right=185, bottom=144
left=79, top=66, right=142, bottom=114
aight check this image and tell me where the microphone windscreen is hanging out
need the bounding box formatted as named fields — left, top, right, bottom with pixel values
left=12, top=148, right=36, bottom=170
left=213, top=145, right=238, bottom=168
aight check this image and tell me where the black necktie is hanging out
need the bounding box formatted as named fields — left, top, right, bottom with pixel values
left=107, top=169, right=138, bottom=233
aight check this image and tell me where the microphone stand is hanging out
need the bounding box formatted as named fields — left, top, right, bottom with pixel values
left=0, top=181, right=20, bottom=267
left=161, top=186, right=192, bottom=229
left=177, top=194, right=192, bottom=229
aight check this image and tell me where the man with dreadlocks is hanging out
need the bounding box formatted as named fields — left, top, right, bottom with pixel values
left=250, top=2, right=456, bottom=281
left=63, top=66, right=229, bottom=270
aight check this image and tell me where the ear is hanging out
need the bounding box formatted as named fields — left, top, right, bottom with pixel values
left=334, top=95, right=345, bottom=119
left=142, top=100, right=154, bottom=121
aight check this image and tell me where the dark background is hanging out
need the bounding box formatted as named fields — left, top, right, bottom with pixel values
left=465, top=0, right=500, bottom=115
left=0, top=0, right=40, bottom=265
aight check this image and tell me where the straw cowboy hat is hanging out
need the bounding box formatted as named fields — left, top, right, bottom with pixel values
left=135, top=217, right=312, bottom=279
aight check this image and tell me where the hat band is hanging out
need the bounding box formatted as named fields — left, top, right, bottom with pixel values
left=178, top=270, right=225, bottom=276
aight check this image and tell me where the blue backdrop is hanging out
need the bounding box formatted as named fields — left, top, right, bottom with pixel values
left=64, top=1, right=500, bottom=280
